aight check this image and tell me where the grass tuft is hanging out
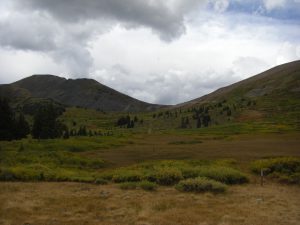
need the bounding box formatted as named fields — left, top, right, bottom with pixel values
left=251, top=157, right=300, bottom=184
left=138, top=181, right=157, bottom=191
left=175, top=177, right=227, bottom=193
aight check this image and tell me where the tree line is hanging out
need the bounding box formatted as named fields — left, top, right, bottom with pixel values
left=0, top=98, right=30, bottom=141
left=0, top=98, right=67, bottom=140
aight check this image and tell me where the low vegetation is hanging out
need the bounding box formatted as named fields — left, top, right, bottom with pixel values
left=98, top=160, right=248, bottom=192
left=138, top=180, right=157, bottom=191
left=119, top=181, right=157, bottom=191
left=119, top=182, right=138, bottom=190
left=251, top=157, right=300, bottom=184
left=0, top=137, right=110, bottom=182
left=175, top=177, right=227, bottom=193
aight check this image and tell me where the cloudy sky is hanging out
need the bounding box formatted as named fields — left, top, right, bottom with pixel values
left=0, top=0, right=299, bottom=104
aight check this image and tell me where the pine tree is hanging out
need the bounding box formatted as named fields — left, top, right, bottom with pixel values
left=32, top=103, right=66, bottom=139
left=0, top=98, right=15, bottom=140
left=63, top=129, right=70, bottom=139
left=196, top=117, right=202, bottom=128
left=15, top=113, right=30, bottom=139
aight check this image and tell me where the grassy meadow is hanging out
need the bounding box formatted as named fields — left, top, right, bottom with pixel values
left=1, top=106, right=300, bottom=225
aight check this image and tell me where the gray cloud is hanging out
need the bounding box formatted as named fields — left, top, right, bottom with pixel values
left=0, top=0, right=202, bottom=76
left=14, top=0, right=202, bottom=41
left=0, top=13, right=57, bottom=51
left=0, top=0, right=299, bottom=104
left=92, top=65, right=242, bottom=104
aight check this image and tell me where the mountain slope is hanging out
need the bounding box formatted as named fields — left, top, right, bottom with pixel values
left=157, top=60, right=300, bottom=130
left=183, top=61, right=300, bottom=107
left=0, top=75, right=163, bottom=112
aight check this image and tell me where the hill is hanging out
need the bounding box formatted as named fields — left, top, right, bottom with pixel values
left=166, top=61, right=300, bottom=128
left=0, top=75, right=163, bottom=112
left=123, top=61, right=299, bottom=131
left=182, top=60, right=300, bottom=106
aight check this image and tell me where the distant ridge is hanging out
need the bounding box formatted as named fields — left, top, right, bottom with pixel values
left=0, top=61, right=299, bottom=114
left=178, top=60, right=300, bottom=107
left=0, top=74, right=164, bottom=112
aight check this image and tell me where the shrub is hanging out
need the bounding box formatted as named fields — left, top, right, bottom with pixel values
left=146, top=168, right=183, bottom=185
left=181, top=167, right=202, bottom=179
left=69, top=176, right=94, bottom=183
left=94, top=178, right=108, bottom=185
left=112, top=170, right=143, bottom=183
left=175, top=177, right=227, bottom=193
left=198, top=166, right=248, bottom=184
left=139, top=181, right=157, bottom=191
left=97, top=171, right=114, bottom=180
left=251, top=157, right=300, bottom=175
left=119, top=182, right=138, bottom=190
left=0, top=168, right=16, bottom=181
left=182, top=166, right=248, bottom=184
left=251, top=157, right=300, bottom=184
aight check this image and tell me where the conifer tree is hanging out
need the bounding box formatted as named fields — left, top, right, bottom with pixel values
left=15, top=113, right=30, bottom=139
left=32, top=103, right=66, bottom=139
left=0, top=98, right=15, bottom=140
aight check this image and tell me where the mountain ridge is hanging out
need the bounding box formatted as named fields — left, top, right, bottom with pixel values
left=0, top=60, right=299, bottom=114
left=177, top=60, right=300, bottom=107
left=0, top=74, right=164, bottom=112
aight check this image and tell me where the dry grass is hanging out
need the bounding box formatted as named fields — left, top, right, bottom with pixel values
left=86, top=133, right=300, bottom=168
left=1, top=132, right=299, bottom=224
left=0, top=181, right=299, bottom=225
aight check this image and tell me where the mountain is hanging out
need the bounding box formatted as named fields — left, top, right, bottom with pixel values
left=0, top=75, right=163, bottom=112
left=181, top=60, right=300, bottom=106
left=170, top=61, right=300, bottom=128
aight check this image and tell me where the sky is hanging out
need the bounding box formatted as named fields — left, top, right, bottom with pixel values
left=0, top=0, right=299, bottom=105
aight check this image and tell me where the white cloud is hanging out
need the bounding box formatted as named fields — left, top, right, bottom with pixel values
left=0, top=48, right=67, bottom=84
left=263, top=0, right=286, bottom=11
left=276, top=42, right=300, bottom=65
left=0, top=0, right=299, bottom=104
left=212, top=0, right=230, bottom=12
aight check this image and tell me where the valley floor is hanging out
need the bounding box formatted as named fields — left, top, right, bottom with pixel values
left=1, top=132, right=300, bottom=225
left=92, top=133, right=300, bottom=167
left=1, top=181, right=300, bottom=225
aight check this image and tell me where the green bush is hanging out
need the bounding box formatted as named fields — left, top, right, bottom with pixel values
left=181, top=167, right=202, bottom=179
left=0, top=168, right=16, bottom=181
left=175, top=177, right=227, bottom=193
left=251, top=157, right=300, bottom=184
left=251, top=157, right=300, bottom=174
left=146, top=168, right=183, bottom=185
left=199, top=166, right=248, bottom=184
left=139, top=181, right=157, bottom=191
left=182, top=166, right=248, bottom=184
left=112, top=170, right=143, bottom=183
left=94, top=178, right=109, bottom=185
left=119, top=182, right=138, bottom=190
left=68, top=176, right=95, bottom=183
left=97, top=171, right=114, bottom=180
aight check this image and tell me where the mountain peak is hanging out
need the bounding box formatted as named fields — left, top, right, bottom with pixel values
left=1, top=74, right=163, bottom=112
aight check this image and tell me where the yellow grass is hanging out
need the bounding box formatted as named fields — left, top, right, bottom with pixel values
left=0, top=181, right=299, bottom=225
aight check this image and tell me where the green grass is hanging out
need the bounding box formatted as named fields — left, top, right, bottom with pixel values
left=118, top=181, right=157, bottom=191
left=112, top=170, right=143, bottom=183
left=175, top=177, right=227, bottom=193
left=138, top=180, right=157, bottom=191
left=251, top=157, right=300, bottom=184
left=99, top=160, right=248, bottom=187
left=0, top=137, right=117, bottom=182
